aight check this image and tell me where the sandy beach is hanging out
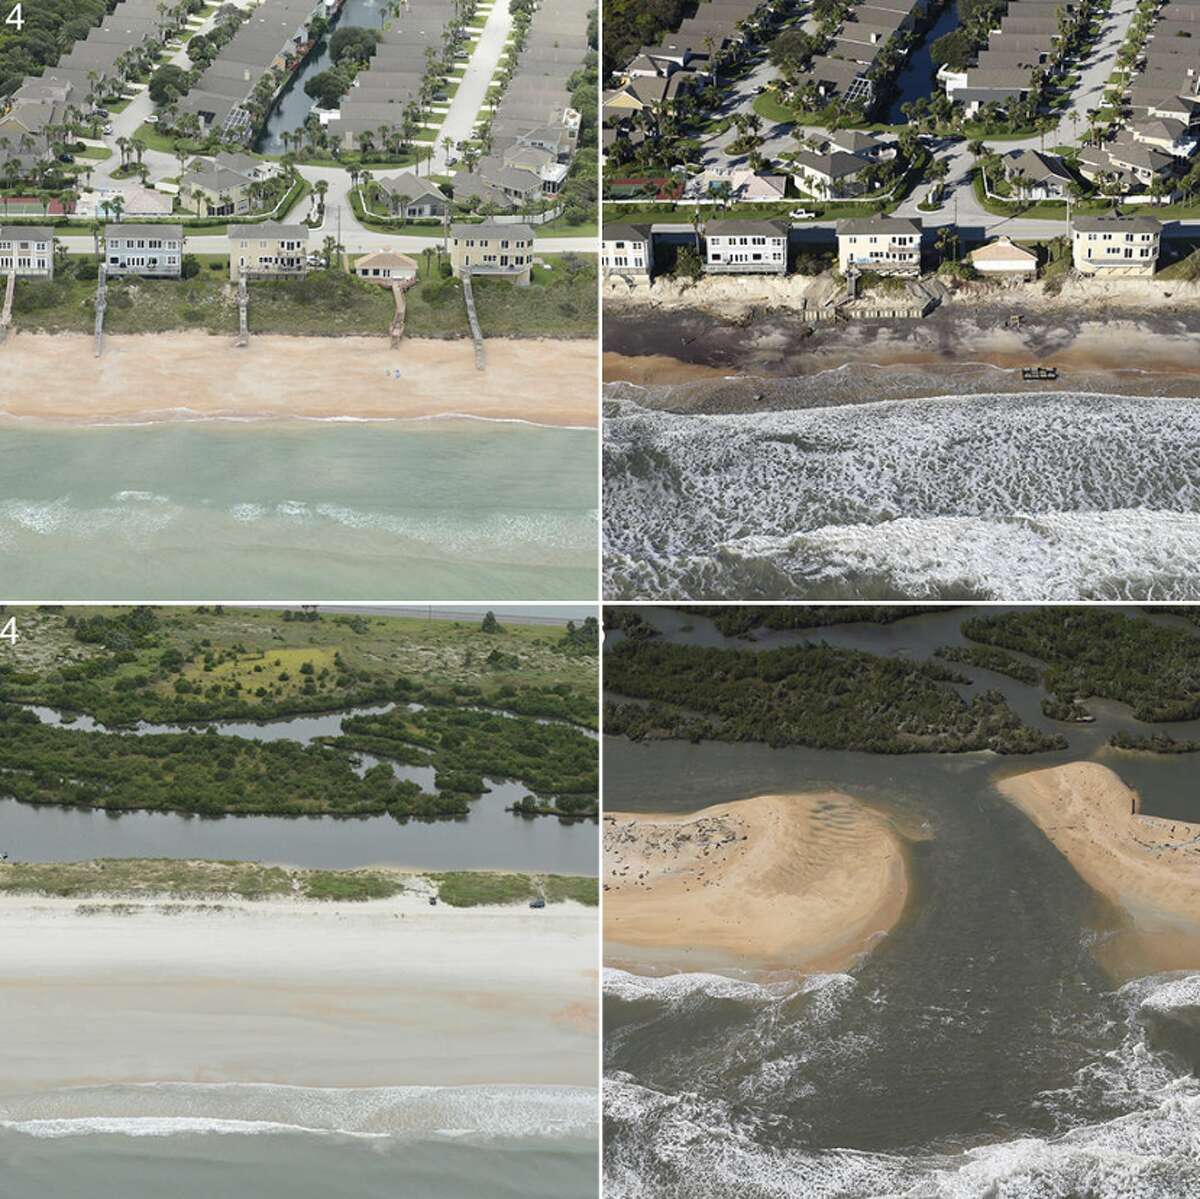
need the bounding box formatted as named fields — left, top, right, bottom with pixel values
left=998, top=762, right=1200, bottom=972
left=0, top=890, right=598, bottom=1091
left=603, top=792, right=909, bottom=974
left=0, top=333, right=597, bottom=427
left=604, top=283, right=1200, bottom=398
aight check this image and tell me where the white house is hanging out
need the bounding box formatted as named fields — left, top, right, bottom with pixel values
left=0, top=225, right=53, bottom=278
left=703, top=219, right=788, bottom=275
left=836, top=216, right=922, bottom=275
left=601, top=223, right=653, bottom=277
left=104, top=223, right=184, bottom=277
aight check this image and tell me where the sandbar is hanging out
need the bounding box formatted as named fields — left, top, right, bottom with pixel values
left=603, top=792, right=909, bottom=974
left=0, top=890, right=598, bottom=1091
left=0, top=333, right=597, bottom=427
left=998, top=761, right=1200, bottom=971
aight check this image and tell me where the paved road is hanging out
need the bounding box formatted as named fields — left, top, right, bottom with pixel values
left=432, top=0, right=513, bottom=171
left=56, top=230, right=594, bottom=253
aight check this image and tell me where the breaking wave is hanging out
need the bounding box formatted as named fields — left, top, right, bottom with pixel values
left=604, top=971, right=1200, bottom=1198
left=0, top=1082, right=596, bottom=1143
left=603, top=393, right=1200, bottom=599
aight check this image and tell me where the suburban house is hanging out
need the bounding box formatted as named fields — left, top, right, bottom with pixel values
left=967, top=236, right=1038, bottom=279
left=792, top=149, right=874, bottom=199
left=1002, top=149, right=1075, bottom=200
left=703, top=219, right=788, bottom=275
left=228, top=223, right=309, bottom=281
left=179, top=161, right=257, bottom=217
left=836, top=216, right=922, bottom=275
left=449, top=221, right=535, bottom=286
left=600, top=223, right=653, bottom=278
left=825, top=129, right=894, bottom=159
left=1131, top=117, right=1199, bottom=157
left=0, top=225, right=54, bottom=278
left=1070, top=215, right=1161, bottom=276
left=103, top=224, right=184, bottom=277
left=353, top=250, right=418, bottom=284
left=377, top=173, right=450, bottom=220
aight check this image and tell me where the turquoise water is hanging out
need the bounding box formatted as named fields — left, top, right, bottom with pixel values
left=0, top=422, right=598, bottom=598
left=0, top=1083, right=597, bottom=1199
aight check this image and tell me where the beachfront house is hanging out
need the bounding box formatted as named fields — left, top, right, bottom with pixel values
left=449, top=222, right=535, bottom=286
left=1070, top=215, right=1161, bottom=277
left=836, top=216, right=922, bottom=276
left=702, top=219, right=788, bottom=275
left=228, top=223, right=309, bottom=281
left=352, top=250, right=418, bottom=284
left=966, top=236, right=1038, bottom=279
left=0, top=225, right=54, bottom=278
left=601, top=223, right=653, bottom=279
left=103, top=224, right=185, bottom=278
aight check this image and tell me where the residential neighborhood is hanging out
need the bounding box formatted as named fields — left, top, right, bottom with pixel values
left=601, top=0, right=1200, bottom=306
left=0, top=0, right=598, bottom=342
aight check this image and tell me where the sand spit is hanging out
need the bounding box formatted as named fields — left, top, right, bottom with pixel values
left=603, top=792, right=909, bottom=974
left=998, top=762, right=1200, bottom=971
left=0, top=333, right=597, bottom=427
left=0, top=891, right=598, bottom=1090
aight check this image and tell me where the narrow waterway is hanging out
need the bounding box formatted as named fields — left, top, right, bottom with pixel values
left=257, top=0, right=386, bottom=154
left=887, top=0, right=959, bottom=123
left=0, top=702, right=597, bottom=874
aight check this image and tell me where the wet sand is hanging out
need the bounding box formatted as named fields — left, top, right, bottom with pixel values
left=604, top=303, right=1200, bottom=403
left=603, top=792, right=909, bottom=975
left=0, top=333, right=597, bottom=427
left=998, top=762, right=1200, bottom=973
left=0, top=890, right=598, bottom=1090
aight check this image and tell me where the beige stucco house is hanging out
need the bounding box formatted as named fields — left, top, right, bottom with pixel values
left=1070, top=215, right=1161, bottom=276
left=228, top=223, right=309, bottom=281
left=449, top=222, right=535, bottom=286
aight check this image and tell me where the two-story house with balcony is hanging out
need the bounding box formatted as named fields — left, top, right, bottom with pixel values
left=836, top=216, right=922, bottom=275
left=104, top=224, right=184, bottom=278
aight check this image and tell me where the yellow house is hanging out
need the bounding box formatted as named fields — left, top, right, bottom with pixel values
left=449, top=222, right=535, bottom=286
left=228, top=222, right=308, bottom=281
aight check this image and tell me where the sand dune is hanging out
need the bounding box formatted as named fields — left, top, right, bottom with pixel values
left=998, top=762, right=1200, bottom=970
left=603, top=792, right=909, bottom=974
left=0, top=333, right=597, bottom=427
left=0, top=893, right=598, bottom=1091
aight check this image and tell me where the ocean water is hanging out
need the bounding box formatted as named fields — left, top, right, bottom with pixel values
left=0, top=1084, right=598, bottom=1199
left=0, top=421, right=597, bottom=599
left=603, top=391, right=1200, bottom=600
left=603, top=607, right=1200, bottom=1198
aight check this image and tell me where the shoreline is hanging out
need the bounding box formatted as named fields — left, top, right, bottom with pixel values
left=603, top=299, right=1200, bottom=401
left=603, top=792, right=909, bottom=975
left=0, top=332, right=598, bottom=428
left=997, top=762, right=1200, bottom=974
left=0, top=884, right=598, bottom=1091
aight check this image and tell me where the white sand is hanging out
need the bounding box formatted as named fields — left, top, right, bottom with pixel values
left=0, top=894, right=598, bottom=1090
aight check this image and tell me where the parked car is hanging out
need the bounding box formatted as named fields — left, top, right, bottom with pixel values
left=145, top=114, right=159, bottom=124
left=103, top=123, right=114, bottom=135
left=57, top=152, right=74, bottom=163
left=92, top=107, right=109, bottom=117
left=306, top=253, right=323, bottom=266
left=789, top=208, right=816, bottom=219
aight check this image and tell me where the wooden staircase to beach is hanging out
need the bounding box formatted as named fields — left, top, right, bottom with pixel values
left=460, top=269, right=485, bottom=371
left=0, top=269, right=14, bottom=344
left=93, top=265, right=107, bottom=358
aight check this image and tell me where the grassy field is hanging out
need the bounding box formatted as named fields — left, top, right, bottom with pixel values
left=430, top=870, right=598, bottom=906
left=0, top=605, right=599, bottom=728
left=0, top=859, right=597, bottom=904
left=10, top=255, right=596, bottom=339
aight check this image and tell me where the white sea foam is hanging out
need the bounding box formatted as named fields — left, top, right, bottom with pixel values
left=603, top=393, right=1200, bottom=599
left=0, top=1083, right=596, bottom=1143
left=606, top=973, right=1200, bottom=1198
